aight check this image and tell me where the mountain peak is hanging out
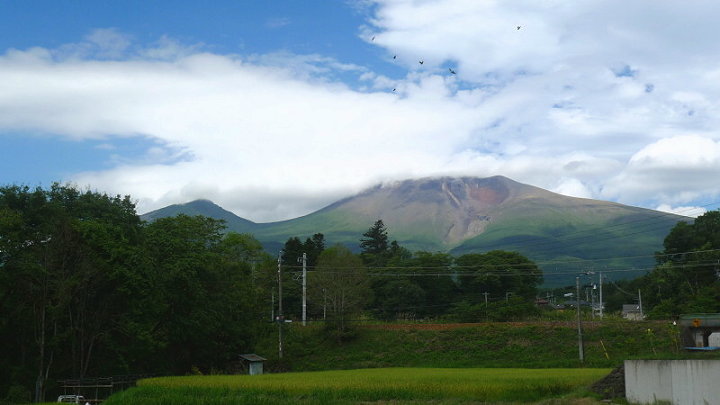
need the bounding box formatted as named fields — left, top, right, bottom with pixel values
left=141, top=175, right=686, bottom=286
left=331, top=175, right=558, bottom=245
left=141, top=199, right=256, bottom=227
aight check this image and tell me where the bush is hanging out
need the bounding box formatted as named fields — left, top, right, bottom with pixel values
left=4, top=384, right=31, bottom=404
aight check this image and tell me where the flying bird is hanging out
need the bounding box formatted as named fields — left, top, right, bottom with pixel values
left=392, top=88, right=396, bottom=92
left=371, top=36, right=375, bottom=41
left=393, top=55, right=397, bottom=59
left=449, top=68, right=456, bottom=74
left=419, top=60, right=424, bottom=65
left=516, top=25, right=521, bottom=30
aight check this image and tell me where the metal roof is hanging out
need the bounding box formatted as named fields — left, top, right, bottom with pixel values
left=239, top=354, right=266, bottom=362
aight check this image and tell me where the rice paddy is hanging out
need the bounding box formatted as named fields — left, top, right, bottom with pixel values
left=102, top=367, right=611, bottom=404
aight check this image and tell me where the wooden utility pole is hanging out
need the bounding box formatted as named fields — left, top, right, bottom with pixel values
left=599, top=272, right=603, bottom=318
left=302, top=252, right=307, bottom=326
left=576, top=276, right=584, bottom=363
left=277, top=252, right=283, bottom=359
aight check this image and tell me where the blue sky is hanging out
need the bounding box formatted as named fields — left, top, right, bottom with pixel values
left=2, top=0, right=720, bottom=221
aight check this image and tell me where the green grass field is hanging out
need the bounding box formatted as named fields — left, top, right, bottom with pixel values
left=102, top=367, right=611, bottom=404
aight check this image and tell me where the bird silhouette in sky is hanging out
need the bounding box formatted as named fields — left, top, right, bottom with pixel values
left=393, top=55, right=397, bottom=59
left=371, top=36, right=375, bottom=41
left=517, top=25, right=521, bottom=30
left=449, top=68, right=456, bottom=74
left=419, top=60, right=424, bottom=65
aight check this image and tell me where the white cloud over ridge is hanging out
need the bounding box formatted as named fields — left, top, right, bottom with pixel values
left=2, top=1, right=720, bottom=221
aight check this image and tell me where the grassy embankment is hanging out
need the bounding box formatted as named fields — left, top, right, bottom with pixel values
left=104, top=368, right=611, bottom=404
left=255, top=318, right=695, bottom=371
left=99, top=319, right=718, bottom=404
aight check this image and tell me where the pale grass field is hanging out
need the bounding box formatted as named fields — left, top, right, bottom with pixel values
left=115, top=367, right=613, bottom=404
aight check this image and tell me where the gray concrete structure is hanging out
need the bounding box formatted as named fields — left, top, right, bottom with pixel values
left=679, top=313, right=720, bottom=348
left=709, top=332, right=720, bottom=347
left=238, top=354, right=266, bottom=375
left=625, top=360, right=720, bottom=404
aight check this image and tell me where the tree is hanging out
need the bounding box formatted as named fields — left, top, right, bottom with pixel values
left=278, top=234, right=326, bottom=320
left=309, top=245, right=371, bottom=337
left=143, top=214, right=259, bottom=374
left=0, top=184, right=144, bottom=401
left=360, top=220, right=390, bottom=267
left=403, top=252, right=457, bottom=317
left=371, top=278, right=425, bottom=320
left=303, top=233, right=325, bottom=267
left=456, top=251, right=542, bottom=305
left=642, top=210, right=720, bottom=318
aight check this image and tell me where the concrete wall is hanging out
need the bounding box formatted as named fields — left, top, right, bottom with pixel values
left=625, top=360, right=720, bottom=405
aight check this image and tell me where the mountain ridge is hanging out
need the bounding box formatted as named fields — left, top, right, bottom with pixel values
left=141, top=176, right=688, bottom=285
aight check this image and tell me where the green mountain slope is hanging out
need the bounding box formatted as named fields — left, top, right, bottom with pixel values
left=141, top=199, right=258, bottom=230
left=141, top=176, right=689, bottom=285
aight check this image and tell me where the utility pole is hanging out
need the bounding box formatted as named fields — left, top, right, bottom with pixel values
left=277, top=252, right=283, bottom=359
left=483, top=292, right=489, bottom=322
left=638, top=289, right=643, bottom=319
left=599, top=272, right=603, bottom=318
left=576, top=276, right=584, bottom=363
left=302, top=252, right=307, bottom=326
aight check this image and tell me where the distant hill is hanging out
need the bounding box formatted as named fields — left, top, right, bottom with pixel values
left=141, top=176, right=689, bottom=286
left=141, top=199, right=257, bottom=229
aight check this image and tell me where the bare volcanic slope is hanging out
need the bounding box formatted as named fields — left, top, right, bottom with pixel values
left=141, top=176, right=688, bottom=283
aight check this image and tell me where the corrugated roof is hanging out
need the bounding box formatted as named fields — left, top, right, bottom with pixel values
left=239, top=354, right=266, bottom=362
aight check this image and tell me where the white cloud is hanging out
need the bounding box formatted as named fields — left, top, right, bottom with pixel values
left=2, top=1, right=720, bottom=221
left=553, top=178, right=593, bottom=199
left=655, top=204, right=706, bottom=218
left=603, top=135, right=720, bottom=206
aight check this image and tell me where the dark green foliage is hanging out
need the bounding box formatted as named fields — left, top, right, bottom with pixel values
left=309, top=245, right=371, bottom=336
left=142, top=215, right=260, bottom=374
left=456, top=250, right=543, bottom=302
left=0, top=184, right=144, bottom=401
left=304, top=233, right=325, bottom=267
left=359, top=220, right=390, bottom=266
left=279, top=234, right=326, bottom=319
left=400, top=252, right=457, bottom=318
left=371, top=278, right=426, bottom=320
left=640, top=210, right=720, bottom=318
left=0, top=185, right=265, bottom=401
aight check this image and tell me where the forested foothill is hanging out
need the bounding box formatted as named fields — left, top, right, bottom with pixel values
left=1, top=184, right=719, bottom=402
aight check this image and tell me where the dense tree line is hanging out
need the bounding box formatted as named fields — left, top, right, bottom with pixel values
left=0, top=185, right=274, bottom=402
left=599, top=210, right=720, bottom=318
left=276, top=220, right=544, bottom=329
left=357, top=220, right=543, bottom=322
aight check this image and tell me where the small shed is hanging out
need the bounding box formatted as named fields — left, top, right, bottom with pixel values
left=238, top=354, right=267, bottom=375
left=679, top=313, right=720, bottom=349
left=622, top=304, right=644, bottom=321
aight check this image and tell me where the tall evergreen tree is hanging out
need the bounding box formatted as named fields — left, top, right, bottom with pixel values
left=360, top=220, right=390, bottom=266
left=303, top=233, right=325, bottom=267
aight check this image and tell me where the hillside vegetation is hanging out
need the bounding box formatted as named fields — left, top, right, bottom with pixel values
left=254, top=319, right=713, bottom=372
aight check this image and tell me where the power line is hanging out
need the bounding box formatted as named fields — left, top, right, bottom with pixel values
left=280, top=248, right=720, bottom=273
